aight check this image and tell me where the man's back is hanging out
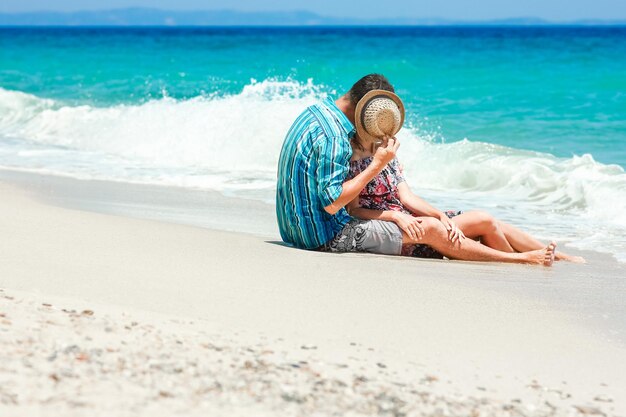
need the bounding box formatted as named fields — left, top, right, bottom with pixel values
left=276, top=98, right=354, bottom=249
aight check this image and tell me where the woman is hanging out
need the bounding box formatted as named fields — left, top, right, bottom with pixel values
left=346, top=136, right=585, bottom=263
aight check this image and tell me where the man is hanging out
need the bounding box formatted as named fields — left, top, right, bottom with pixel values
left=276, top=74, right=555, bottom=265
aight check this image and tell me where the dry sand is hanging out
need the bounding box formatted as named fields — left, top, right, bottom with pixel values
left=1, top=176, right=625, bottom=416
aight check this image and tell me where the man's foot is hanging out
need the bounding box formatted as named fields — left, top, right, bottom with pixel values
left=523, top=241, right=557, bottom=266
left=556, top=252, right=586, bottom=263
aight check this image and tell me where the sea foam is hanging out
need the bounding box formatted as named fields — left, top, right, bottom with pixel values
left=1, top=80, right=625, bottom=261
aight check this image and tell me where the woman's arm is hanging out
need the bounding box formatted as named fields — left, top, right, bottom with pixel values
left=347, top=198, right=425, bottom=240
left=396, top=182, right=444, bottom=218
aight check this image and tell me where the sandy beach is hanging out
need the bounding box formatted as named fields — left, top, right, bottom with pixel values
left=0, top=172, right=625, bottom=416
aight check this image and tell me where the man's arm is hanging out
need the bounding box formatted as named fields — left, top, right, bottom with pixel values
left=323, top=138, right=400, bottom=215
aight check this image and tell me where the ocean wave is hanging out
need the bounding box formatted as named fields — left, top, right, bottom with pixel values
left=1, top=80, right=626, bottom=260
left=0, top=79, right=325, bottom=172
left=396, top=137, right=626, bottom=227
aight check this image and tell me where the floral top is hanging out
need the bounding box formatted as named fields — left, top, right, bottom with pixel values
left=347, top=156, right=410, bottom=214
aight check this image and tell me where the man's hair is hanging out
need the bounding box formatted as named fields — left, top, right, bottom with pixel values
left=347, top=74, right=394, bottom=105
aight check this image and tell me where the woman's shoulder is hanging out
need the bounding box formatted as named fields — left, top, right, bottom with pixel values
left=347, top=151, right=373, bottom=180
left=349, top=155, right=403, bottom=172
left=389, top=156, right=402, bottom=169
left=349, top=155, right=374, bottom=170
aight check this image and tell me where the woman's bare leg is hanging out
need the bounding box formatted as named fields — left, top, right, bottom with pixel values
left=448, top=209, right=584, bottom=263
left=498, top=222, right=585, bottom=263
left=404, top=217, right=556, bottom=266
left=452, top=211, right=515, bottom=253
left=498, top=221, right=544, bottom=252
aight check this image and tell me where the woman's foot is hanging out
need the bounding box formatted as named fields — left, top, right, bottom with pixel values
left=555, top=252, right=586, bottom=263
left=523, top=242, right=557, bottom=266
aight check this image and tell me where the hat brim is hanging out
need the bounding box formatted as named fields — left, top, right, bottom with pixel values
left=354, top=89, right=405, bottom=145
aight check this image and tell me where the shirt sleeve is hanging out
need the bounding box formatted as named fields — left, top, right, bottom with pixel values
left=389, top=157, right=406, bottom=185
left=314, top=135, right=351, bottom=208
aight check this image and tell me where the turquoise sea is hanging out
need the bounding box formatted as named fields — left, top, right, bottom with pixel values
left=1, top=27, right=625, bottom=260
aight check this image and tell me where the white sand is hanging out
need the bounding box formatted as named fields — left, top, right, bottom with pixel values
left=1, top=178, right=625, bottom=416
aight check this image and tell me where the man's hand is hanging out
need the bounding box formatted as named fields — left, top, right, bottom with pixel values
left=439, top=214, right=465, bottom=243
left=392, top=212, right=425, bottom=241
left=372, top=136, right=400, bottom=169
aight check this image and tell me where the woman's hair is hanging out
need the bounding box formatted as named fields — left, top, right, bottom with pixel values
left=347, top=74, right=394, bottom=105
left=350, top=134, right=366, bottom=152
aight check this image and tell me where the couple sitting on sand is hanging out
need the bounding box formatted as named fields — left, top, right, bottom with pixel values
left=276, top=74, right=583, bottom=266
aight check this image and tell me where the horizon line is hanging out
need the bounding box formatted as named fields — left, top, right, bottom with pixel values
left=1, top=8, right=625, bottom=26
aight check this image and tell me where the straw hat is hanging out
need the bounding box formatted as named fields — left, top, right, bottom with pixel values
left=354, top=89, right=405, bottom=145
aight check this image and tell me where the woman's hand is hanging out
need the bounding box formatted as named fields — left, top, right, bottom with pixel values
left=439, top=213, right=465, bottom=243
left=392, top=212, right=425, bottom=241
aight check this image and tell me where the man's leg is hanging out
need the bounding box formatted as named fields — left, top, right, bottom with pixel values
left=324, top=219, right=403, bottom=255
left=407, top=217, right=555, bottom=266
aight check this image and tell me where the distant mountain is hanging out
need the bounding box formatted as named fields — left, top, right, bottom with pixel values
left=0, top=8, right=327, bottom=26
left=0, top=8, right=625, bottom=26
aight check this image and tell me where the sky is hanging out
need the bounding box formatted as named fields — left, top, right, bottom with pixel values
left=1, top=0, right=626, bottom=21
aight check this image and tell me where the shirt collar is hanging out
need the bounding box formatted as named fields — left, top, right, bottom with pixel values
left=321, top=97, right=355, bottom=138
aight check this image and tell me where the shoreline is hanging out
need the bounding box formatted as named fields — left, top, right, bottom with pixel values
left=1, top=172, right=626, bottom=415
left=1, top=167, right=618, bottom=263
left=0, top=168, right=279, bottom=238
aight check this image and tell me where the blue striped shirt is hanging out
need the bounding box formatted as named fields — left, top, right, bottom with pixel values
left=276, top=98, right=355, bottom=249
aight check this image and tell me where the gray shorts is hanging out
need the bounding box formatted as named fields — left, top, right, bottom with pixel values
left=322, top=219, right=403, bottom=255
